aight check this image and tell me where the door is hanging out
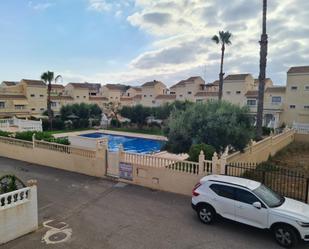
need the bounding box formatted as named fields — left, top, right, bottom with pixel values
left=106, top=151, right=119, bottom=177
left=208, top=184, right=236, bottom=220
left=234, top=188, right=268, bottom=228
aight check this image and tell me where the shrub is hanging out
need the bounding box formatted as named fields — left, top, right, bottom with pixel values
left=110, top=119, right=121, bottom=128
left=165, top=101, right=254, bottom=153
left=14, top=131, right=70, bottom=145
left=262, top=126, right=274, bottom=136
left=0, top=130, right=12, bottom=137
left=188, top=143, right=216, bottom=162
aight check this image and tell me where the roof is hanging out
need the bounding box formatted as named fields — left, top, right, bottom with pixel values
left=51, top=84, right=65, bottom=89
left=2, top=81, right=19, bottom=86
left=129, top=86, right=142, bottom=92
left=0, top=94, right=27, bottom=100
left=155, top=94, right=176, bottom=100
left=265, top=86, right=286, bottom=93
left=104, top=84, right=128, bottom=91
left=68, top=83, right=101, bottom=90
left=89, top=96, right=108, bottom=101
left=224, top=74, right=250, bottom=81
left=200, top=175, right=261, bottom=190
left=50, top=96, right=74, bottom=101
left=142, top=80, right=165, bottom=87
left=194, top=91, right=219, bottom=97
left=21, top=79, right=46, bottom=87
left=287, top=66, right=309, bottom=74
left=170, top=76, right=203, bottom=89
left=245, top=90, right=258, bottom=97
left=212, top=80, right=219, bottom=85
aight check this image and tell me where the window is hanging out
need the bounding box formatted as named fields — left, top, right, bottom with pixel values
left=271, top=96, right=281, bottom=104
left=291, top=86, right=298, bottom=91
left=110, top=97, right=113, bottom=99
left=226, top=91, right=231, bottom=95
left=304, top=105, right=309, bottom=109
left=188, top=91, right=192, bottom=95
left=31, top=108, right=36, bottom=111
left=253, top=184, right=283, bottom=208
left=51, top=102, right=57, bottom=107
left=235, top=189, right=260, bottom=205
left=30, top=94, right=35, bottom=97
left=305, top=85, right=309, bottom=91
left=290, top=105, right=296, bottom=109
left=170, top=91, right=176, bottom=95
left=247, top=99, right=256, bottom=106
left=83, top=96, right=86, bottom=99
left=76, top=96, right=80, bottom=99
left=152, top=100, right=156, bottom=104
left=210, top=184, right=235, bottom=200
left=115, top=97, right=118, bottom=99
left=40, top=108, right=44, bottom=111
left=236, top=91, right=241, bottom=94
left=40, top=94, right=44, bottom=97
left=150, top=95, right=153, bottom=97
left=179, top=94, right=183, bottom=97
left=144, top=95, right=147, bottom=97
left=15, top=105, right=25, bottom=110
left=0, top=102, right=5, bottom=109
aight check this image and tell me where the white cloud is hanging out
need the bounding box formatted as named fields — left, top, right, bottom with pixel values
left=28, top=1, right=53, bottom=11
left=88, top=0, right=112, bottom=12
left=77, top=0, right=308, bottom=86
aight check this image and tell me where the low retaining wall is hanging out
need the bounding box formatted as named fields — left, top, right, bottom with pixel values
left=0, top=137, right=107, bottom=178
left=0, top=186, right=38, bottom=245
left=226, top=129, right=295, bottom=164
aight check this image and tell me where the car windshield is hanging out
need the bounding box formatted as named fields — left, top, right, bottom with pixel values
left=253, top=184, right=284, bottom=208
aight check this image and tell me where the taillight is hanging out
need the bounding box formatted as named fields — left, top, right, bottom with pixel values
left=192, top=182, right=201, bottom=196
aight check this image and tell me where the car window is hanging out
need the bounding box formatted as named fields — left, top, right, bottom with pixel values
left=210, top=184, right=235, bottom=200
left=235, top=188, right=259, bottom=205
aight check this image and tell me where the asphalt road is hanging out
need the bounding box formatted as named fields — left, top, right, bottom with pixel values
left=0, top=157, right=308, bottom=249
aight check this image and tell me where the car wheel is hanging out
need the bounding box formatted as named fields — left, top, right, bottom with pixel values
left=197, top=204, right=216, bottom=224
left=273, top=224, right=299, bottom=248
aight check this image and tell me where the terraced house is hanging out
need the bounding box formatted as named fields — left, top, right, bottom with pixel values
left=0, top=65, right=308, bottom=127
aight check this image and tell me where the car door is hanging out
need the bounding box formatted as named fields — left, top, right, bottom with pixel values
left=234, top=188, right=268, bottom=228
left=209, top=184, right=236, bottom=221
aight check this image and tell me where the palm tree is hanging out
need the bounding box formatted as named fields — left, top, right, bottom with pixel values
left=212, top=31, right=232, bottom=100
left=256, top=0, right=268, bottom=139
left=41, top=71, right=62, bottom=129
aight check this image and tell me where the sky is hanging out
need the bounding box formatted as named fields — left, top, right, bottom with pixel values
left=0, top=0, right=308, bottom=86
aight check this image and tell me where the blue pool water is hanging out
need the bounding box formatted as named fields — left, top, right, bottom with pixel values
left=79, top=132, right=165, bottom=154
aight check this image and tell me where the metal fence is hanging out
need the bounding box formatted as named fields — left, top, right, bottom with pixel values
left=225, top=162, right=309, bottom=203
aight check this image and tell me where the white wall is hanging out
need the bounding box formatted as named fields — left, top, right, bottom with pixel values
left=0, top=186, right=38, bottom=245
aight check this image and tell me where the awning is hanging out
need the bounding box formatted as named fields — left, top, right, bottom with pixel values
left=13, top=100, right=28, bottom=105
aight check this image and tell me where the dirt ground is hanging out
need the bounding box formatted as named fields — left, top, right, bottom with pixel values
left=270, top=142, right=309, bottom=174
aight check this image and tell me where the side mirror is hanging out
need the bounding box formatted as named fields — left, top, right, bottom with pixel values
left=253, top=201, right=262, bottom=209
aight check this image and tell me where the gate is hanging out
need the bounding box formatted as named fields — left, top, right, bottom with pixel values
left=225, top=163, right=309, bottom=203
left=106, top=151, right=120, bottom=177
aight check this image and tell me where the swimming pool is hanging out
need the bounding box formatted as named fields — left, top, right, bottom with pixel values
left=79, top=132, right=165, bottom=154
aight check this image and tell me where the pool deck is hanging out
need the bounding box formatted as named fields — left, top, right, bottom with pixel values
left=53, top=129, right=168, bottom=141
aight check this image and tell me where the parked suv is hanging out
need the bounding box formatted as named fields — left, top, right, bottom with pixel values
left=191, top=175, right=309, bottom=248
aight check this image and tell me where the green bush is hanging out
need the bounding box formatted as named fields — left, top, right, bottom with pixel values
left=14, top=131, right=70, bottom=145
left=188, top=143, right=216, bottom=162
left=0, top=130, right=12, bottom=137
left=110, top=119, right=121, bottom=128
left=165, top=101, right=254, bottom=153
left=262, top=127, right=274, bottom=136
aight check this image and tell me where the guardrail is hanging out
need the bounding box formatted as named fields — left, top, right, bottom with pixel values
left=293, top=122, right=309, bottom=134
left=0, top=187, right=30, bottom=210
left=34, top=140, right=96, bottom=158
left=0, top=136, right=33, bottom=148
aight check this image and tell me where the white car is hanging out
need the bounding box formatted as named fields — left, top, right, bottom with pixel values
left=191, top=175, right=309, bottom=248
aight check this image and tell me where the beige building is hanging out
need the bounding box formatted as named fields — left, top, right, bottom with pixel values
left=154, top=94, right=176, bottom=106
left=170, top=76, right=205, bottom=102
left=140, top=80, right=167, bottom=107
left=282, top=66, right=309, bottom=125
left=101, top=84, right=128, bottom=103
